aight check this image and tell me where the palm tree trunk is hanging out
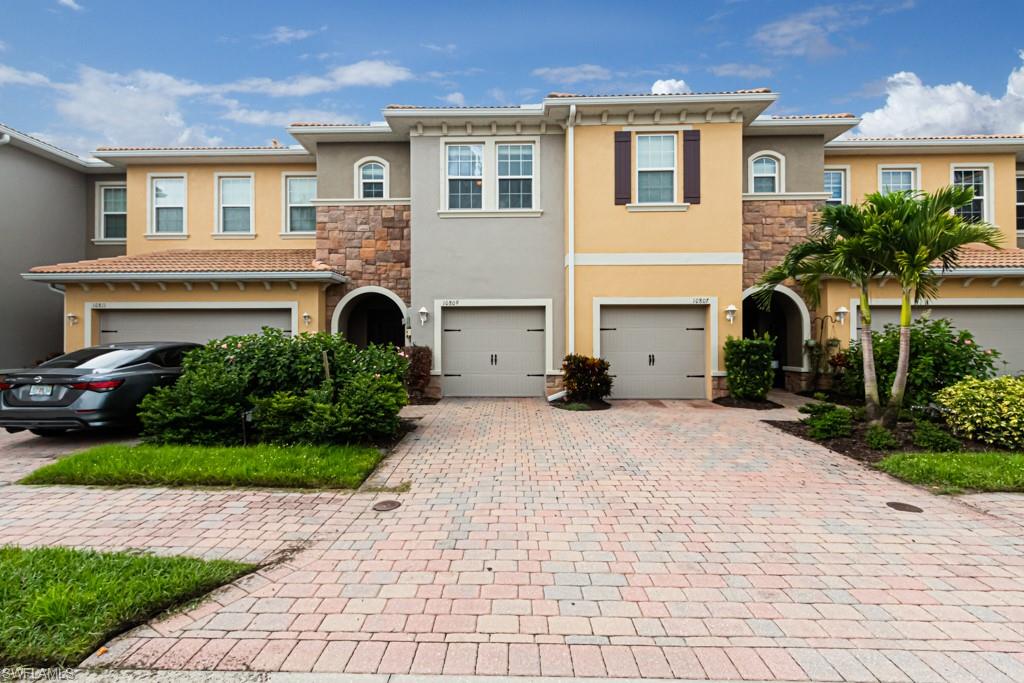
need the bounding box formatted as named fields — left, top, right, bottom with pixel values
left=858, top=289, right=882, bottom=423
left=883, top=292, right=912, bottom=427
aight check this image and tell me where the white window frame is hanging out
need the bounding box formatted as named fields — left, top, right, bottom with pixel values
left=281, top=172, right=317, bottom=236
left=748, top=151, right=785, bottom=194
left=634, top=133, right=677, bottom=205
left=877, top=164, right=921, bottom=194
left=496, top=142, right=535, bottom=210
left=823, top=165, right=849, bottom=206
left=950, top=163, right=995, bottom=224
left=95, top=181, right=127, bottom=243
left=353, top=156, right=390, bottom=200
left=438, top=137, right=542, bottom=217
left=214, top=172, right=255, bottom=237
left=146, top=173, right=188, bottom=238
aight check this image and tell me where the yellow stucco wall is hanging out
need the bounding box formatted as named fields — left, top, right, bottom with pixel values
left=124, top=164, right=318, bottom=254
left=60, top=281, right=326, bottom=351
left=824, top=152, right=1018, bottom=246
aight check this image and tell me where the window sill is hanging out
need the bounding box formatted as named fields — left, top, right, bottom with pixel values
left=279, top=231, right=317, bottom=239
left=437, top=209, right=543, bottom=218
left=92, top=238, right=127, bottom=245
left=211, top=233, right=256, bottom=239
left=144, top=233, right=188, bottom=240
left=625, top=203, right=690, bottom=213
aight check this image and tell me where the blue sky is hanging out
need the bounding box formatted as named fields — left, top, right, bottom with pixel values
left=2, top=0, right=1024, bottom=155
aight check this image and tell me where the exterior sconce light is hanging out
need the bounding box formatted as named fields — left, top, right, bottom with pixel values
left=835, top=306, right=849, bottom=325
left=302, top=312, right=312, bottom=326
left=418, top=306, right=429, bottom=326
left=724, top=304, right=737, bottom=324
left=66, top=313, right=79, bottom=326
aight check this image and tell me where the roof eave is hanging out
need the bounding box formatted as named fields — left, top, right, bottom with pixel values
left=748, top=117, right=861, bottom=142
left=93, top=148, right=315, bottom=166
left=22, top=271, right=348, bottom=283
left=1, top=123, right=113, bottom=172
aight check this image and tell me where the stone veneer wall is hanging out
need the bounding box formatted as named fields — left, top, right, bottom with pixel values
left=316, top=204, right=412, bottom=315
left=741, top=199, right=823, bottom=290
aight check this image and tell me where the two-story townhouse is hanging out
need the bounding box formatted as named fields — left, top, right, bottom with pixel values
left=0, top=123, right=125, bottom=367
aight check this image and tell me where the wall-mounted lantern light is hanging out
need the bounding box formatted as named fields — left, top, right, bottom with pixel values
left=66, top=313, right=79, bottom=326
left=302, top=312, right=312, bottom=326
left=418, top=306, right=429, bottom=326
left=724, top=304, right=737, bottom=324
left=835, top=306, right=849, bottom=325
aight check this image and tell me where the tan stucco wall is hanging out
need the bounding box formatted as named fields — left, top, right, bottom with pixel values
left=824, top=152, right=1018, bottom=246
left=124, top=164, right=317, bottom=254
left=60, top=281, right=326, bottom=351
left=743, top=135, right=825, bottom=194
left=316, top=142, right=410, bottom=200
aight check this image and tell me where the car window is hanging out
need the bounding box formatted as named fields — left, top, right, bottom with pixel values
left=154, top=348, right=185, bottom=368
left=39, top=348, right=149, bottom=369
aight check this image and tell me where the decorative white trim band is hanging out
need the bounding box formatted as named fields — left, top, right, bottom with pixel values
left=573, top=252, right=743, bottom=266
left=742, top=192, right=830, bottom=201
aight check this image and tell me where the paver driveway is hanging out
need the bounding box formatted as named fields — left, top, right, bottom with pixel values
left=4, top=398, right=1024, bottom=681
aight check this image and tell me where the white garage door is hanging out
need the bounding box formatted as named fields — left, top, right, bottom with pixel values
left=442, top=307, right=545, bottom=397
left=600, top=305, right=706, bottom=399
left=98, top=309, right=292, bottom=345
left=868, top=305, right=1024, bottom=375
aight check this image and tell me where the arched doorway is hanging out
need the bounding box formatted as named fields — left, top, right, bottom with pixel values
left=331, top=286, right=408, bottom=348
left=741, top=285, right=810, bottom=388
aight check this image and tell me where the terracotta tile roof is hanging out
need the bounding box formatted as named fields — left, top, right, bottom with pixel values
left=768, top=113, right=857, bottom=120
left=836, top=134, right=1024, bottom=142
left=545, top=88, right=774, bottom=98
left=30, top=249, right=338, bottom=274
left=289, top=122, right=370, bottom=127
left=95, top=145, right=295, bottom=151
left=947, top=248, right=1024, bottom=269
left=383, top=104, right=535, bottom=110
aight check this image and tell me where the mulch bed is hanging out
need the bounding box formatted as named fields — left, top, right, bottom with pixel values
left=713, top=396, right=783, bottom=410
left=550, top=398, right=612, bottom=411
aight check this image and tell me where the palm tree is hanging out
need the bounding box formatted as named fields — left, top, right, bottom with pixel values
left=863, top=187, right=1002, bottom=426
left=755, top=203, right=886, bottom=422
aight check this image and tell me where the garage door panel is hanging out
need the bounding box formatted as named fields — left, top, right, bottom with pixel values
left=98, top=309, right=292, bottom=345
left=442, top=307, right=545, bottom=397
left=866, top=305, right=1024, bottom=375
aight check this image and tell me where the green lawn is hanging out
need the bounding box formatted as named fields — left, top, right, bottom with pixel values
left=20, top=443, right=384, bottom=489
left=876, top=451, right=1024, bottom=493
left=0, top=546, right=252, bottom=667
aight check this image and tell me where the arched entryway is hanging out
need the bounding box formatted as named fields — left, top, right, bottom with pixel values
left=741, top=285, right=810, bottom=387
left=331, top=286, right=408, bottom=348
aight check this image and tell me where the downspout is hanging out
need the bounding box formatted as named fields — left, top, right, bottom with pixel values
left=567, top=104, right=576, bottom=354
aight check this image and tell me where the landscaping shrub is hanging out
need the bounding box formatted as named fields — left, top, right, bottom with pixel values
left=838, top=317, right=1000, bottom=407
left=936, top=376, right=1024, bottom=450
left=402, top=345, right=433, bottom=399
left=140, top=329, right=409, bottom=445
left=561, top=354, right=612, bottom=402
left=724, top=334, right=775, bottom=401
left=798, top=400, right=839, bottom=417
left=865, top=424, right=899, bottom=451
left=912, top=420, right=961, bottom=452
left=803, top=405, right=853, bottom=440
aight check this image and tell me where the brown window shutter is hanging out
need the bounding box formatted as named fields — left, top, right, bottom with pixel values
left=683, top=130, right=701, bottom=204
left=614, top=131, right=631, bottom=205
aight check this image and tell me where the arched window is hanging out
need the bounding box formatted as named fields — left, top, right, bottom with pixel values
left=749, top=152, right=784, bottom=194
left=359, top=162, right=385, bottom=198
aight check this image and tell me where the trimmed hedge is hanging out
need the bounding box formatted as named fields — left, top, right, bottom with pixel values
left=724, top=334, right=775, bottom=401
left=936, top=376, right=1024, bottom=450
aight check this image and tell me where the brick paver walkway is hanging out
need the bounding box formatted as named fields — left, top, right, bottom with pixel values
left=3, top=398, right=1024, bottom=681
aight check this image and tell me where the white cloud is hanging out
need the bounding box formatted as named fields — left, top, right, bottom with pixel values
left=708, top=63, right=772, bottom=79
left=753, top=6, right=852, bottom=58
left=857, top=53, right=1024, bottom=137
left=260, top=25, right=325, bottom=45
left=221, top=105, right=354, bottom=127
left=651, top=79, right=690, bottom=95
left=532, top=64, right=611, bottom=84
left=57, top=0, right=83, bottom=10
left=422, top=43, right=457, bottom=55
left=441, top=92, right=466, bottom=106
left=0, top=64, right=50, bottom=86
left=228, top=60, right=413, bottom=97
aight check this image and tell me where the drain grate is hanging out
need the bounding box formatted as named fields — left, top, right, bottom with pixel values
left=887, top=501, right=923, bottom=513
left=372, top=500, right=402, bottom=512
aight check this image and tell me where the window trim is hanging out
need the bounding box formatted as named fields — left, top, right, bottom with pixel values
left=496, top=141, right=536, bottom=210
left=877, top=163, right=921, bottom=194
left=353, top=156, right=390, bottom=200
left=146, top=173, right=188, bottom=238
left=94, top=181, right=127, bottom=244
left=438, top=136, right=542, bottom=216
left=213, top=172, right=255, bottom=237
left=748, top=150, right=785, bottom=194
left=823, top=165, right=850, bottom=206
left=281, top=172, right=317, bottom=237
left=950, top=163, right=995, bottom=224
left=634, top=133, right=678, bottom=205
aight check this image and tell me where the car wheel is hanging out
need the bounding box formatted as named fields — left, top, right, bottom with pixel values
left=29, top=428, right=69, bottom=437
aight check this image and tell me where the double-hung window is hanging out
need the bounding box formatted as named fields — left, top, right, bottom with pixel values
left=952, top=167, right=988, bottom=223
left=218, top=175, right=253, bottom=234
left=446, top=144, right=483, bottom=209
left=285, top=176, right=316, bottom=233
left=98, top=183, right=127, bottom=240
left=636, top=134, right=676, bottom=203
left=359, top=162, right=385, bottom=199
left=880, top=168, right=916, bottom=194
left=823, top=169, right=846, bottom=205
left=751, top=155, right=780, bottom=193
left=497, top=143, right=533, bottom=209
left=150, top=176, right=186, bottom=234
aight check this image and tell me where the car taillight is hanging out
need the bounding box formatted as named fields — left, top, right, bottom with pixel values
left=68, top=379, right=124, bottom=392
left=0, top=381, right=12, bottom=391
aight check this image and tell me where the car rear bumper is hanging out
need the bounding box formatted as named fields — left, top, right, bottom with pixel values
left=0, top=408, right=122, bottom=430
